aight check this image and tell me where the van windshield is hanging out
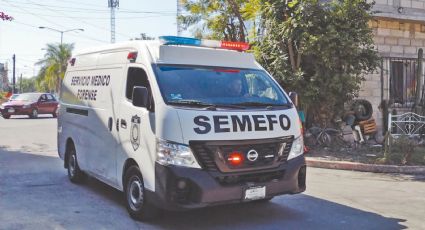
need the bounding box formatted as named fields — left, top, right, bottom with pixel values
left=154, top=65, right=291, bottom=108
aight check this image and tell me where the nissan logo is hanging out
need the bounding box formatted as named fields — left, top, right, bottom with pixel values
left=247, top=149, right=259, bottom=162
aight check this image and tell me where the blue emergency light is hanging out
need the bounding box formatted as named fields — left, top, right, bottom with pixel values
left=159, top=36, right=250, bottom=51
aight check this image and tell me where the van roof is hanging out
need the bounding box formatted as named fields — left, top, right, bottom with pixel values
left=72, top=40, right=261, bottom=69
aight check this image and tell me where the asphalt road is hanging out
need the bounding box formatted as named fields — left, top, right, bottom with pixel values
left=1, top=116, right=424, bottom=230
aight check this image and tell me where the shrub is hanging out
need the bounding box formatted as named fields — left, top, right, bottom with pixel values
left=384, top=134, right=425, bottom=165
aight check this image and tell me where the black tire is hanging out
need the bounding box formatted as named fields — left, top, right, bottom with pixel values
left=67, top=147, right=85, bottom=183
left=317, top=132, right=332, bottom=147
left=2, top=114, right=10, bottom=119
left=124, top=166, right=160, bottom=221
left=30, top=109, right=38, bottom=119
left=352, top=99, right=373, bottom=121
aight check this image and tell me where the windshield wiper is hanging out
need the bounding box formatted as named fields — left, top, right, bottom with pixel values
left=169, top=100, right=214, bottom=106
left=168, top=100, right=244, bottom=110
left=231, top=102, right=293, bottom=109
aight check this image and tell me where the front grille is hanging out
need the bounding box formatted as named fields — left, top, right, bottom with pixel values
left=190, top=136, right=293, bottom=173
left=216, top=170, right=285, bottom=185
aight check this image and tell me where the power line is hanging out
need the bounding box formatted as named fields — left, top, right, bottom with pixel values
left=1, top=0, right=175, bottom=14
left=10, top=18, right=109, bottom=44
left=3, top=0, right=68, bottom=30
left=4, top=9, right=177, bottom=19
left=24, top=0, right=132, bottom=40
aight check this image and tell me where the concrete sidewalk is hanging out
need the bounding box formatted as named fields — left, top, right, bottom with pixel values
left=306, top=157, right=425, bottom=174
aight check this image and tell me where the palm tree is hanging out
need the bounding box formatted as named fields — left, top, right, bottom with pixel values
left=37, top=43, right=74, bottom=94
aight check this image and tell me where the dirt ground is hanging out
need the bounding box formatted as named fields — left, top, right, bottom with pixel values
left=306, top=144, right=384, bottom=164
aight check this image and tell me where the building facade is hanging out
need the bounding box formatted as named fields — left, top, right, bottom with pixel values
left=358, top=0, right=425, bottom=134
left=0, top=63, right=9, bottom=91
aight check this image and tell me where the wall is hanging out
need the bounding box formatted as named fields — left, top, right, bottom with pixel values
left=359, top=16, right=425, bottom=135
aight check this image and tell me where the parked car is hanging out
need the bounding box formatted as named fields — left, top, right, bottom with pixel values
left=0, top=93, right=59, bottom=119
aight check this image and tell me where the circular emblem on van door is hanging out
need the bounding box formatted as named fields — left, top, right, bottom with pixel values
left=131, top=115, right=141, bottom=151
left=247, top=149, right=259, bottom=162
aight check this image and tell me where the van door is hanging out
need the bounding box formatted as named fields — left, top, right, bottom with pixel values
left=84, top=67, right=123, bottom=186
left=116, top=66, right=156, bottom=191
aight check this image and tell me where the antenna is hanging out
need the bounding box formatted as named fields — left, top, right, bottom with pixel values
left=108, top=0, right=119, bottom=43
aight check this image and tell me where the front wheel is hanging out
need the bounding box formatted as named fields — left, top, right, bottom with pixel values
left=2, top=114, right=10, bottom=119
left=124, top=166, right=160, bottom=221
left=30, top=109, right=38, bottom=119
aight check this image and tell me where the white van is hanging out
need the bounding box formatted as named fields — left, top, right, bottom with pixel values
left=58, top=36, right=306, bottom=220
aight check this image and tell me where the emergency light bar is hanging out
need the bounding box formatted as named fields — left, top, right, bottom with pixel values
left=159, top=36, right=250, bottom=51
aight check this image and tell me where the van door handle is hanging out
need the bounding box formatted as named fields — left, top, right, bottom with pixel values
left=108, top=117, right=113, bottom=131
left=121, top=119, right=127, bottom=129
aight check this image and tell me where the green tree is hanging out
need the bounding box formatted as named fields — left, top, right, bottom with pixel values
left=257, top=0, right=379, bottom=125
left=179, top=0, right=260, bottom=41
left=37, top=43, right=74, bottom=94
left=18, top=77, right=37, bottom=93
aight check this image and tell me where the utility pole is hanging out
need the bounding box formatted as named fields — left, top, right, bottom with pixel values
left=177, top=0, right=182, bottom=36
left=20, top=74, right=22, bottom=93
left=108, top=0, right=119, bottom=43
left=12, top=54, right=15, bottom=94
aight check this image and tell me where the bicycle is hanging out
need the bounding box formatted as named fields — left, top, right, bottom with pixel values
left=305, top=120, right=353, bottom=149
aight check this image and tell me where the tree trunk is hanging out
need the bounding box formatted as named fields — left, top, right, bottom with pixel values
left=227, top=0, right=246, bottom=42
left=287, top=39, right=297, bottom=71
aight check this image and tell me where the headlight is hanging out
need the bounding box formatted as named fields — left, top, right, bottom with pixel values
left=23, top=104, right=31, bottom=109
left=287, top=136, right=304, bottom=160
left=156, top=139, right=201, bottom=168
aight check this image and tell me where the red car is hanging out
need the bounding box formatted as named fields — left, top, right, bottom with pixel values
left=0, top=93, right=59, bottom=119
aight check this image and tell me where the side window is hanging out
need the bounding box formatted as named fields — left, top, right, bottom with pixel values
left=40, top=94, right=47, bottom=101
left=46, top=94, right=54, bottom=101
left=126, top=67, right=154, bottom=110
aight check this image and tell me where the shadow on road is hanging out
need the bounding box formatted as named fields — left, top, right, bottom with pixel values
left=0, top=148, right=408, bottom=230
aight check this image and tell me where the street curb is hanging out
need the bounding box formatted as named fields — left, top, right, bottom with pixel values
left=306, top=157, right=425, bottom=174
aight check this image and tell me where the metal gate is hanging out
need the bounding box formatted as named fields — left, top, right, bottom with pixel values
left=380, top=57, right=425, bottom=110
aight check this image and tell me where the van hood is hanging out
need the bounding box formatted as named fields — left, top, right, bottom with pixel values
left=173, top=108, right=301, bottom=144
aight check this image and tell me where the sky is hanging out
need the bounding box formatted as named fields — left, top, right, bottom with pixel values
left=0, top=0, right=180, bottom=80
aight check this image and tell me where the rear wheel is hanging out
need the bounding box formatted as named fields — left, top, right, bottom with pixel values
left=67, top=147, right=85, bottom=183
left=2, top=114, right=10, bottom=119
left=124, top=166, right=160, bottom=221
left=30, top=109, right=38, bottom=119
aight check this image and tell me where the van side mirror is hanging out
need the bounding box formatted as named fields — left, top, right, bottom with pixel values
left=132, top=86, right=149, bottom=108
left=289, top=92, right=299, bottom=108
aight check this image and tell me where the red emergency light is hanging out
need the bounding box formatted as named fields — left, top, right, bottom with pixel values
left=220, top=41, right=250, bottom=51
left=127, top=52, right=138, bottom=63
left=227, top=152, right=244, bottom=166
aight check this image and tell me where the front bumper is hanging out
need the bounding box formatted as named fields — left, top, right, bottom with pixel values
left=146, top=155, right=306, bottom=211
left=0, top=107, right=32, bottom=116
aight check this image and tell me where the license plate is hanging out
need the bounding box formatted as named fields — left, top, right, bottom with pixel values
left=244, top=186, right=266, bottom=200
left=8, top=108, right=15, bottom=113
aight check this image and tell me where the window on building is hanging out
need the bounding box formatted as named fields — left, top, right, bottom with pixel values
left=390, top=59, right=417, bottom=105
